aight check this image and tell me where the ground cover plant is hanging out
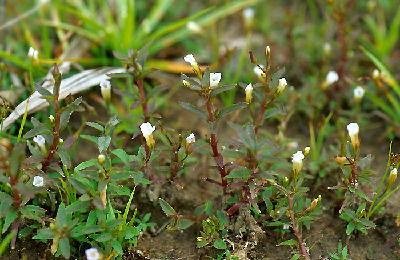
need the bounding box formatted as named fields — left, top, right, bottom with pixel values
left=1, top=0, right=400, bottom=259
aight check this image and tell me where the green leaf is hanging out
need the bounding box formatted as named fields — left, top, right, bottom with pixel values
left=74, top=159, right=97, bottom=173
left=179, top=102, right=207, bottom=120
left=211, top=84, right=236, bottom=96
left=158, top=198, right=176, bottom=217
left=2, top=210, right=17, bottom=234
left=226, top=167, right=251, bottom=180
left=346, top=223, right=355, bottom=236
left=219, top=103, right=247, bottom=119
left=59, top=237, right=70, bottom=259
left=213, top=239, right=227, bottom=250
left=57, top=147, right=71, bottom=169
left=176, top=218, right=194, bottom=230
left=278, top=239, right=297, bottom=247
left=98, top=136, right=111, bottom=153
left=86, top=122, right=104, bottom=132
left=33, top=228, right=53, bottom=240
left=112, top=240, right=123, bottom=256
left=112, top=149, right=133, bottom=164
left=0, top=231, right=16, bottom=256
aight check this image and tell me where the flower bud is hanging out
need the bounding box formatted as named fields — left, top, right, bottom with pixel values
left=387, top=168, right=397, bottom=188
left=321, top=70, right=339, bottom=90
left=59, top=138, right=64, bottom=144
left=33, top=135, right=47, bottom=154
left=265, top=45, right=271, bottom=57
left=335, top=156, right=347, bottom=165
left=49, top=115, right=55, bottom=123
left=182, top=79, right=191, bottom=87
left=292, top=151, right=305, bottom=175
left=140, top=122, right=156, bottom=149
left=243, top=8, right=255, bottom=29
left=98, top=154, right=106, bottom=165
left=184, top=54, right=200, bottom=75
left=307, top=195, right=321, bottom=212
left=353, top=86, right=365, bottom=103
left=100, top=78, right=112, bottom=104
left=323, top=42, right=331, bottom=56
left=245, top=83, right=253, bottom=104
left=185, top=133, right=196, bottom=154
left=304, top=146, right=310, bottom=156
left=372, top=69, right=380, bottom=80
left=186, top=21, right=202, bottom=34
left=28, top=47, right=39, bottom=60
left=346, top=123, right=360, bottom=151
left=277, top=78, right=287, bottom=95
left=100, top=184, right=107, bottom=209
left=253, top=65, right=266, bottom=81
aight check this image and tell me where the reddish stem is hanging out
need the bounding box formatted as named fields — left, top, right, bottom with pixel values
left=205, top=97, right=228, bottom=194
left=135, top=78, right=149, bottom=122
left=289, top=196, right=310, bottom=260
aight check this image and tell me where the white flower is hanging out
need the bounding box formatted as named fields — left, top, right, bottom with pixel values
left=186, top=133, right=196, bottom=144
left=100, top=78, right=111, bottom=103
left=245, top=83, right=253, bottom=104
left=326, top=71, right=339, bottom=86
left=209, top=73, right=222, bottom=88
left=140, top=122, right=155, bottom=137
left=33, top=135, right=46, bottom=147
left=353, top=86, right=365, bottom=101
left=292, top=151, right=305, bottom=173
left=372, top=69, right=380, bottom=79
left=277, top=78, right=287, bottom=94
left=85, top=248, right=101, bottom=260
left=243, top=8, right=254, bottom=26
left=253, top=65, right=265, bottom=79
left=186, top=21, right=202, bottom=33
left=184, top=54, right=198, bottom=67
left=49, top=115, right=55, bottom=123
left=346, top=123, right=360, bottom=149
left=140, top=122, right=156, bottom=148
left=33, top=176, right=44, bottom=187
left=28, top=47, right=39, bottom=60
left=323, top=42, right=331, bottom=55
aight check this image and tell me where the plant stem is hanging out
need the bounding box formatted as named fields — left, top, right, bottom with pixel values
left=205, top=96, right=228, bottom=194
left=42, top=70, right=61, bottom=172
left=135, top=78, right=149, bottom=122
left=288, top=195, right=310, bottom=260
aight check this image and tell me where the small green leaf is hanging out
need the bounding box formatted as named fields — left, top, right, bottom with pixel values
left=219, top=103, right=247, bottom=119
left=179, top=102, right=207, bottom=119
left=213, top=239, right=227, bottom=250
left=59, top=237, right=70, bottom=259
left=112, top=240, right=123, bottom=255
left=2, top=210, right=17, bottom=234
left=176, top=218, right=194, bottom=230
left=98, top=136, right=111, bottom=153
left=346, top=223, right=355, bottom=236
left=74, top=159, right=97, bottom=172
left=86, top=122, right=104, bottom=132
left=33, top=228, right=53, bottom=240
left=159, top=198, right=176, bottom=217
left=226, top=167, right=251, bottom=180
left=278, top=239, right=297, bottom=247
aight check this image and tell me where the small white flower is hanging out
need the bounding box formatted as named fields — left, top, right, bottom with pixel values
left=182, top=79, right=190, bottom=87
left=33, top=176, right=44, bottom=187
left=85, top=247, right=101, bottom=260
left=140, top=122, right=155, bottom=138
left=245, top=83, right=253, bottom=104
left=292, top=151, right=305, bottom=173
left=353, top=86, right=365, bottom=101
left=323, top=42, right=331, bottom=55
left=243, top=8, right=255, bottom=20
left=186, top=133, right=196, bottom=144
left=100, top=78, right=112, bottom=103
left=325, top=71, right=339, bottom=86
left=49, top=115, right=55, bottom=123
left=283, top=224, right=290, bottom=230
left=277, top=78, right=287, bottom=94
left=28, top=47, right=39, bottom=60
left=243, top=8, right=254, bottom=26
left=184, top=54, right=198, bottom=67
left=346, top=123, right=360, bottom=149
left=346, top=123, right=359, bottom=137
left=253, top=65, right=265, bottom=79
left=209, top=72, right=222, bottom=88
left=33, top=135, right=46, bottom=147
left=186, top=21, right=202, bottom=33
left=372, top=69, right=380, bottom=79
